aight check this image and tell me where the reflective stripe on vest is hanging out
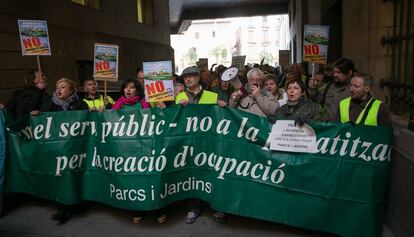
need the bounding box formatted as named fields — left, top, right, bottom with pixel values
left=175, top=90, right=218, bottom=104
left=83, top=95, right=113, bottom=109
left=339, top=97, right=382, bottom=126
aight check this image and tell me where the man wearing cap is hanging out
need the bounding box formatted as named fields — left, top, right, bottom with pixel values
left=175, top=66, right=218, bottom=105
left=332, top=73, right=391, bottom=126
left=175, top=66, right=221, bottom=225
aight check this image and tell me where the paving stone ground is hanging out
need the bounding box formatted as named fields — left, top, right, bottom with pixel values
left=0, top=199, right=394, bottom=237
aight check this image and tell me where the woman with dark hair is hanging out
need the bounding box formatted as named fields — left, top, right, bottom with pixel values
left=6, top=69, right=51, bottom=119
left=112, top=79, right=167, bottom=223
left=112, top=79, right=150, bottom=110
left=270, top=80, right=322, bottom=125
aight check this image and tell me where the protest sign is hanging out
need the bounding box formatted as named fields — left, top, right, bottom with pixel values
left=268, top=120, right=317, bottom=153
left=278, top=50, right=290, bottom=72
left=18, top=20, right=51, bottom=56
left=231, top=56, right=246, bottom=70
left=303, top=25, right=329, bottom=64
left=93, top=43, right=119, bottom=81
left=196, top=58, right=208, bottom=69
left=143, top=61, right=174, bottom=102
left=5, top=106, right=392, bottom=237
left=18, top=20, right=51, bottom=76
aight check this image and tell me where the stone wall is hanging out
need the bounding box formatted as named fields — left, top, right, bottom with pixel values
left=288, top=1, right=414, bottom=236
left=387, top=119, right=414, bottom=237
left=0, top=0, right=173, bottom=103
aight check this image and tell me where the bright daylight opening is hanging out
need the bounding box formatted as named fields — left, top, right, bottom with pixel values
left=171, top=15, right=289, bottom=74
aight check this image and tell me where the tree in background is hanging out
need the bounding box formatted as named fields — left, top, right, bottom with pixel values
left=183, top=47, right=198, bottom=67
left=259, top=51, right=274, bottom=65
left=210, top=45, right=228, bottom=65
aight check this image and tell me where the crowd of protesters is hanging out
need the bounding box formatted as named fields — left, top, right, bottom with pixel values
left=1, top=57, right=391, bottom=224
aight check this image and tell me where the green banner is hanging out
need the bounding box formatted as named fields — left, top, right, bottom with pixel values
left=5, top=105, right=392, bottom=237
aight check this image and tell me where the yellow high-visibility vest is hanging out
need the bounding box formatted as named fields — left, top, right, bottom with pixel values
left=339, top=97, right=382, bottom=126
left=83, top=94, right=114, bottom=109
left=175, top=90, right=218, bottom=104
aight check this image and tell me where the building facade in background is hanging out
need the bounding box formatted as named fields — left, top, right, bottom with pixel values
left=288, top=1, right=413, bottom=236
left=0, top=0, right=173, bottom=102
left=171, top=15, right=289, bottom=73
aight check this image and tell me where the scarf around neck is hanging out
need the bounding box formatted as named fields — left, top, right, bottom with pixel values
left=112, top=96, right=150, bottom=110
left=52, top=91, right=78, bottom=111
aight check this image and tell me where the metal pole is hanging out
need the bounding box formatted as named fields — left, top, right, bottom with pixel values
left=396, top=0, right=405, bottom=114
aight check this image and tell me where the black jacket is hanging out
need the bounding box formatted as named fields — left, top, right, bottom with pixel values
left=7, top=87, right=51, bottom=119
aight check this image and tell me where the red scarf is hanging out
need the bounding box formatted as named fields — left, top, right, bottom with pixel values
left=112, top=96, right=150, bottom=110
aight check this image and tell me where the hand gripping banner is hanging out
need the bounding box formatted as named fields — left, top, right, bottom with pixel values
left=4, top=105, right=392, bottom=237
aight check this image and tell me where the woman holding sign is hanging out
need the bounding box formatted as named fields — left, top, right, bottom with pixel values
left=269, top=80, right=322, bottom=125
left=112, top=79, right=150, bottom=110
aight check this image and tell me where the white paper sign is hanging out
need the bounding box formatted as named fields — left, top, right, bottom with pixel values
left=267, top=120, right=317, bottom=153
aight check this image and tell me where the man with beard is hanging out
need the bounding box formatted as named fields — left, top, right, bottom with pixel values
left=333, top=73, right=391, bottom=126
left=322, top=58, right=356, bottom=120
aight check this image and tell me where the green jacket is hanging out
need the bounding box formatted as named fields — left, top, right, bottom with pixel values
left=274, top=98, right=322, bottom=121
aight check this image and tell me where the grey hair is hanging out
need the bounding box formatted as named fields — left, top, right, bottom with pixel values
left=353, top=73, right=374, bottom=86
left=247, top=68, right=264, bottom=80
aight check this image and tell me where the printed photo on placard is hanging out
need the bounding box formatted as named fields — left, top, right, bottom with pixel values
left=303, top=25, right=329, bottom=65
left=143, top=61, right=174, bottom=102
left=18, top=20, right=51, bottom=56
left=93, top=43, right=119, bottom=80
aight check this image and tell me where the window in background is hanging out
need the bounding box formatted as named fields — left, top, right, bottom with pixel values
left=248, top=30, right=255, bottom=43
left=262, top=30, right=268, bottom=43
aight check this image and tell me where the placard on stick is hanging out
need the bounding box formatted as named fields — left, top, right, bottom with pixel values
left=232, top=56, right=246, bottom=70
left=143, top=61, right=174, bottom=102
left=18, top=20, right=51, bottom=75
left=303, top=25, right=329, bottom=65
left=93, top=43, right=119, bottom=82
left=196, top=58, right=208, bottom=69
left=18, top=20, right=51, bottom=56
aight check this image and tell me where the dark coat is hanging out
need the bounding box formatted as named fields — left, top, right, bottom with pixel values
left=7, top=87, right=51, bottom=119
left=332, top=94, right=392, bottom=127
left=273, top=98, right=322, bottom=121
left=42, top=95, right=87, bottom=112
